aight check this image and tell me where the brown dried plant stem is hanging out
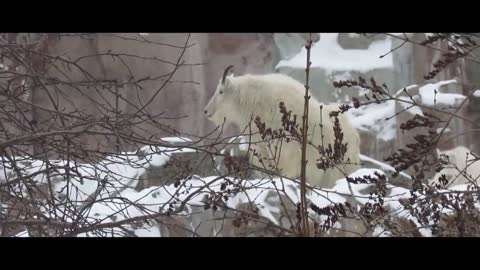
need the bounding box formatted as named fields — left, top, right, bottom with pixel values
left=299, top=34, right=313, bottom=237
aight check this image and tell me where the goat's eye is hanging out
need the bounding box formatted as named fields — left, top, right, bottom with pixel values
left=219, top=90, right=223, bottom=94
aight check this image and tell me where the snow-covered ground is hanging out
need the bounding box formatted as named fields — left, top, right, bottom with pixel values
left=2, top=140, right=468, bottom=238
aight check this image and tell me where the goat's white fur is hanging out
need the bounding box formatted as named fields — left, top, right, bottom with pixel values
left=431, top=146, right=480, bottom=187
left=205, top=69, right=361, bottom=188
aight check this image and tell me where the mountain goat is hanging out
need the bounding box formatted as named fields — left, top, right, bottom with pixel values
left=431, top=146, right=480, bottom=187
left=204, top=65, right=361, bottom=189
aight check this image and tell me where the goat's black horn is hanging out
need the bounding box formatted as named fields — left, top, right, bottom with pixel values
left=222, top=65, right=234, bottom=84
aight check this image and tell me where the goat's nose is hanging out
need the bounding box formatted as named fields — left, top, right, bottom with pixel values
left=204, top=110, right=208, bottom=114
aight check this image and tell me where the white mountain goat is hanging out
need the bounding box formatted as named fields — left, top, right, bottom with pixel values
left=431, top=146, right=480, bottom=187
left=204, top=66, right=361, bottom=188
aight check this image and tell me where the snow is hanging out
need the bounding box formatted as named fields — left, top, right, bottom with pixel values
left=346, top=100, right=397, bottom=141
left=473, top=89, right=480, bottom=97
left=3, top=136, right=480, bottom=237
left=139, top=143, right=195, bottom=167
left=436, top=127, right=451, bottom=134
left=393, top=84, right=419, bottom=98
left=159, top=137, right=192, bottom=143
left=424, top=33, right=434, bottom=39
left=134, top=226, right=161, bottom=237
left=14, top=231, right=29, bottom=237
left=373, top=225, right=392, bottom=237
left=360, top=154, right=412, bottom=180
left=143, top=149, right=171, bottom=167
left=330, top=71, right=354, bottom=85
left=418, top=79, right=466, bottom=107
left=333, top=168, right=408, bottom=206
left=226, top=136, right=250, bottom=152
left=276, top=33, right=393, bottom=74
left=397, top=96, right=424, bottom=116
left=6, top=159, right=474, bottom=237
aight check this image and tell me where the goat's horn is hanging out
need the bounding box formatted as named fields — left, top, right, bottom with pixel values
left=222, top=65, right=234, bottom=84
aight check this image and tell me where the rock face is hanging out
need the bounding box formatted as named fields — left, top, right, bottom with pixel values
left=4, top=33, right=279, bottom=157
left=274, top=33, right=320, bottom=60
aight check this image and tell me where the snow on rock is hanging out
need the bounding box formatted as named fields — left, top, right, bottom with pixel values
left=6, top=136, right=480, bottom=237
left=436, top=127, right=451, bottom=134
left=138, top=141, right=196, bottom=168
left=14, top=231, right=29, bottom=237
left=373, top=225, right=392, bottom=237
left=332, top=168, right=386, bottom=204
left=79, top=169, right=378, bottom=233
left=393, top=84, right=419, bottom=98
left=0, top=63, right=8, bottom=71
left=346, top=100, right=397, bottom=141
left=473, top=89, right=480, bottom=97
left=418, top=79, right=465, bottom=107
left=3, top=141, right=418, bottom=236
left=159, top=137, right=192, bottom=144
left=276, top=33, right=393, bottom=75
left=135, top=226, right=161, bottom=237
left=360, top=154, right=412, bottom=180
left=139, top=147, right=172, bottom=167
left=397, top=96, right=424, bottom=116
left=383, top=184, right=410, bottom=213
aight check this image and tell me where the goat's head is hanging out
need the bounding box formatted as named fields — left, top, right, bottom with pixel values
left=204, top=65, right=236, bottom=125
